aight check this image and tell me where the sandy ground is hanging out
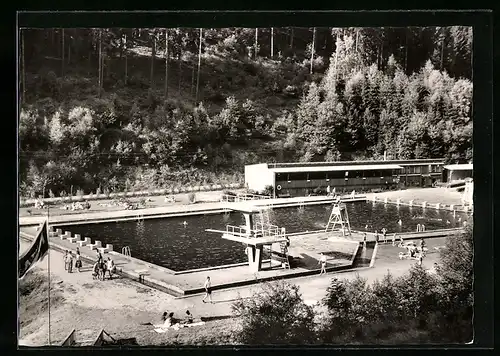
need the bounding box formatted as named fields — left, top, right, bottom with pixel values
left=18, top=187, right=456, bottom=346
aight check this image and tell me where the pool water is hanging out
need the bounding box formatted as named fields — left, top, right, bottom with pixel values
left=59, top=202, right=467, bottom=271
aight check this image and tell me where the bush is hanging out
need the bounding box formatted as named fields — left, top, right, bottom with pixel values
left=187, top=192, right=196, bottom=204
left=261, top=185, right=274, bottom=197
left=232, top=281, right=317, bottom=344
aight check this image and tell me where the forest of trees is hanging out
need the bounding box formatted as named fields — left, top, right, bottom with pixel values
left=19, top=26, right=473, bottom=198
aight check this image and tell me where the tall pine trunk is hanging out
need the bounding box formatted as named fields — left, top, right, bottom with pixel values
left=310, top=27, right=316, bottom=74
left=98, top=30, right=102, bottom=97
left=164, top=29, right=169, bottom=102
left=195, top=28, right=203, bottom=102
left=290, top=27, right=294, bottom=49
left=270, top=27, right=274, bottom=58
left=21, top=30, right=25, bottom=104
left=191, top=62, right=195, bottom=97
left=61, top=29, right=65, bottom=76
left=150, top=32, right=156, bottom=88
left=254, top=28, right=258, bottom=60
left=440, top=28, right=445, bottom=71
left=178, top=51, right=182, bottom=94
left=124, top=34, right=128, bottom=85
left=405, top=29, right=409, bottom=74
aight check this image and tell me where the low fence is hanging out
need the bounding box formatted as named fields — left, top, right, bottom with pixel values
left=220, top=193, right=271, bottom=203
left=20, top=183, right=245, bottom=207
left=371, top=196, right=472, bottom=213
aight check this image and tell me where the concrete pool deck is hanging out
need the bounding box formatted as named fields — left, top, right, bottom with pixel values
left=19, top=224, right=462, bottom=297
left=18, top=188, right=465, bottom=297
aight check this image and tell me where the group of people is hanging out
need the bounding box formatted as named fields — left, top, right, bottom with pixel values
left=92, top=252, right=116, bottom=280
left=63, top=248, right=82, bottom=273
left=399, top=238, right=427, bottom=265
left=60, top=201, right=91, bottom=211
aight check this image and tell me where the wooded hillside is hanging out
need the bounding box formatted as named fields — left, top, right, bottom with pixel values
left=19, top=27, right=473, bottom=198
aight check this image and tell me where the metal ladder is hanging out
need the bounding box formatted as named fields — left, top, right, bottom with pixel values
left=279, top=241, right=290, bottom=269
left=122, top=246, right=131, bottom=257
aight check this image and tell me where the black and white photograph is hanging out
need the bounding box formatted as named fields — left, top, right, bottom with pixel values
left=16, top=11, right=491, bottom=348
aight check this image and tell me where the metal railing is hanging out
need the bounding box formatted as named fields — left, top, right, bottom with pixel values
left=220, top=193, right=271, bottom=203
left=225, top=225, right=249, bottom=236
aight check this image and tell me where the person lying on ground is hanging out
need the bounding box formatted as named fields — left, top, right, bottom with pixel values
left=140, top=312, right=169, bottom=326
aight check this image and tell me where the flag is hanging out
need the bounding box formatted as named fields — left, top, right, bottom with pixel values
left=19, top=220, right=49, bottom=279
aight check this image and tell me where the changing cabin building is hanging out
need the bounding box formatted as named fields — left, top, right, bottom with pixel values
left=245, top=158, right=445, bottom=197
left=441, top=163, right=473, bottom=184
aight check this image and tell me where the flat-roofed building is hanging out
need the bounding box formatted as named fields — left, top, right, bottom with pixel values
left=245, top=158, right=445, bottom=197
left=442, top=163, right=473, bottom=183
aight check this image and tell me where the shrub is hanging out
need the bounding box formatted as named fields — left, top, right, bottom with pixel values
left=187, top=192, right=196, bottom=204
left=232, top=281, right=317, bottom=344
left=48, top=189, right=55, bottom=199
left=76, top=189, right=84, bottom=197
left=262, top=185, right=274, bottom=197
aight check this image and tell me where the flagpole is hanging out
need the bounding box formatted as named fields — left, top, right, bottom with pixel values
left=47, top=206, right=51, bottom=346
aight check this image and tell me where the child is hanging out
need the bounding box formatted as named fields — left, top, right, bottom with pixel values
left=392, top=233, right=396, bottom=246
left=382, top=228, right=387, bottom=243
left=63, top=250, right=69, bottom=271
left=75, top=251, right=82, bottom=272
left=202, top=276, right=213, bottom=303
left=318, top=253, right=327, bottom=275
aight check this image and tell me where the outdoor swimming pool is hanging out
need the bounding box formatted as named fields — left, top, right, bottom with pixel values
left=59, top=202, right=467, bottom=271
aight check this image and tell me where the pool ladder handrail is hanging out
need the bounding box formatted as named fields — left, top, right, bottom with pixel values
left=122, top=246, right=131, bottom=257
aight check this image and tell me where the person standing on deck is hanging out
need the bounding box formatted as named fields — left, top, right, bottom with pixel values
left=202, top=276, right=213, bottom=303
left=362, top=233, right=367, bottom=248
left=382, top=228, right=387, bottom=243
left=392, top=233, right=396, bottom=246
left=63, top=250, right=69, bottom=271
left=318, top=253, right=327, bottom=275
left=75, top=251, right=82, bottom=272
left=67, top=252, right=74, bottom=273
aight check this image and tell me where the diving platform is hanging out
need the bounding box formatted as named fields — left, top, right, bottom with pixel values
left=221, top=233, right=287, bottom=246
left=206, top=203, right=289, bottom=273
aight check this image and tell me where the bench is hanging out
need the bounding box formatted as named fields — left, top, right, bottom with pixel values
left=68, top=234, right=81, bottom=243
left=77, top=237, right=91, bottom=247
left=97, top=244, right=114, bottom=254
left=87, top=240, right=102, bottom=251
left=60, top=231, right=71, bottom=240
left=135, top=269, right=150, bottom=283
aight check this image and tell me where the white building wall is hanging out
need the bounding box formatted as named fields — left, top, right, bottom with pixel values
left=244, top=164, right=274, bottom=193
left=463, top=179, right=473, bottom=206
